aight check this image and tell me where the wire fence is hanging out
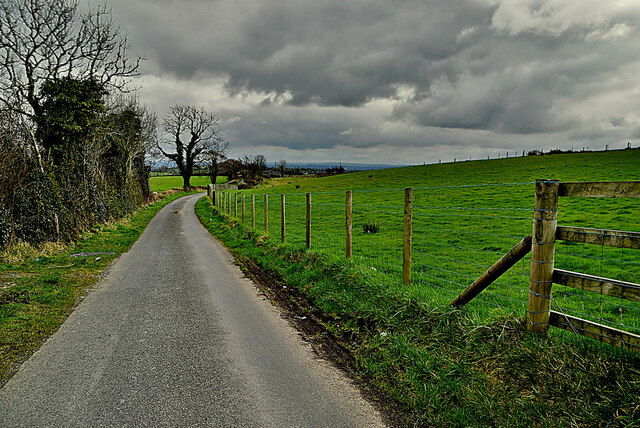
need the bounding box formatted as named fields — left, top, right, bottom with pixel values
left=212, top=182, right=640, bottom=346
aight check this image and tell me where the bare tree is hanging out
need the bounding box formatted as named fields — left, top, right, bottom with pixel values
left=241, top=154, right=267, bottom=186
left=205, top=139, right=228, bottom=186
left=158, top=105, right=223, bottom=189
left=0, top=0, right=141, bottom=119
left=278, top=159, right=287, bottom=177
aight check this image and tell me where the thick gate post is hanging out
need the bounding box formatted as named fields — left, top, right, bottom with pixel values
left=527, top=179, right=559, bottom=332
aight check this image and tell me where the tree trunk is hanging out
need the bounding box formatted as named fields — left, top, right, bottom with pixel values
left=183, top=174, right=192, bottom=189
left=209, top=158, right=219, bottom=185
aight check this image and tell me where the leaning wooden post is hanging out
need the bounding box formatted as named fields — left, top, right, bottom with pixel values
left=346, top=191, right=352, bottom=259
left=242, top=195, right=246, bottom=224
left=251, top=195, right=256, bottom=228
left=281, top=194, right=286, bottom=243
left=527, top=179, right=559, bottom=333
left=234, top=193, right=238, bottom=218
left=264, top=195, right=269, bottom=234
left=451, top=236, right=532, bottom=307
left=306, top=193, right=311, bottom=249
left=403, top=187, right=413, bottom=285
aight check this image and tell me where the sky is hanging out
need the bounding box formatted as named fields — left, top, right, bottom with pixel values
left=99, top=0, right=640, bottom=165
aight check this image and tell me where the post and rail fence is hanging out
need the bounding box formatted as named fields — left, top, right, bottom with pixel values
left=209, top=180, right=640, bottom=352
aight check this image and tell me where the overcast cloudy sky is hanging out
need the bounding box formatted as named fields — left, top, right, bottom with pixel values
left=100, top=0, right=640, bottom=165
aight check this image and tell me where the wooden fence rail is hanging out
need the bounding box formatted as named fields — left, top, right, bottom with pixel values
left=451, top=236, right=532, bottom=307
left=556, top=226, right=640, bottom=249
left=549, top=311, right=640, bottom=352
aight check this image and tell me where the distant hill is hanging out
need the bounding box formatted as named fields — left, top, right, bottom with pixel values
left=285, top=162, right=406, bottom=171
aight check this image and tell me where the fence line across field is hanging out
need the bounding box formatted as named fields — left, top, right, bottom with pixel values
left=210, top=180, right=640, bottom=353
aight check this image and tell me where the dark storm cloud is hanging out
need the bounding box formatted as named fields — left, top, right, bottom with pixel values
left=113, top=0, right=492, bottom=104
left=102, top=0, right=640, bottom=162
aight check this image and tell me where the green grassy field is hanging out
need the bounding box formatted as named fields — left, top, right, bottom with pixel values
left=219, top=149, right=640, bottom=340
left=149, top=175, right=228, bottom=192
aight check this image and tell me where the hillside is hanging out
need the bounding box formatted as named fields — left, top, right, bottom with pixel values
left=252, top=148, right=640, bottom=194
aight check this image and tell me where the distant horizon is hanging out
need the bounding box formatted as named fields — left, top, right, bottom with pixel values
left=152, top=145, right=639, bottom=173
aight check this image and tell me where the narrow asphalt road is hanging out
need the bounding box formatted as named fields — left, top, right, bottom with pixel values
left=0, top=194, right=385, bottom=427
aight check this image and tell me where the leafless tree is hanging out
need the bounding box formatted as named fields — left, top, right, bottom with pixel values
left=0, top=0, right=141, bottom=119
left=278, top=159, right=287, bottom=177
left=204, top=139, right=229, bottom=186
left=158, top=105, right=224, bottom=189
left=241, top=154, right=267, bottom=185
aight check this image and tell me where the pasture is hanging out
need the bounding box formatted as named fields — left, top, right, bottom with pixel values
left=227, top=149, right=640, bottom=339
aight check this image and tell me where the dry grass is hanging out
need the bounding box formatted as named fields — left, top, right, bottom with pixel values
left=1, top=241, right=68, bottom=264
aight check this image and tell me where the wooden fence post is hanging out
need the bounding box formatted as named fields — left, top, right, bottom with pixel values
left=223, top=192, right=226, bottom=212
left=234, top=193, right=238, bottom=218
left=403, top=187, right=413, bottom=285
left=306, top=193, right=311, bottom=249
left=264, top=195, right=269, bottom=234
left=251, top=195, right=256, bottom=228
left=213, top=185, right=217, bottom=206
left=346, top=191, right=352, bottom=259
left=242, top=195, right=246, bottom=224
left=281, top=194, right=286, bottom=243
left=527, top=179, right=559, bottom=332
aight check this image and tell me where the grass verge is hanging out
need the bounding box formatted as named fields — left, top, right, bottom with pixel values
left=0, top=191, right=196, bottom=387
left=196, top=196, right=640, bottom=427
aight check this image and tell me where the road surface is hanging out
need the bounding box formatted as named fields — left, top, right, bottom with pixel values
left=0, top=194, right=385, bottom=427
